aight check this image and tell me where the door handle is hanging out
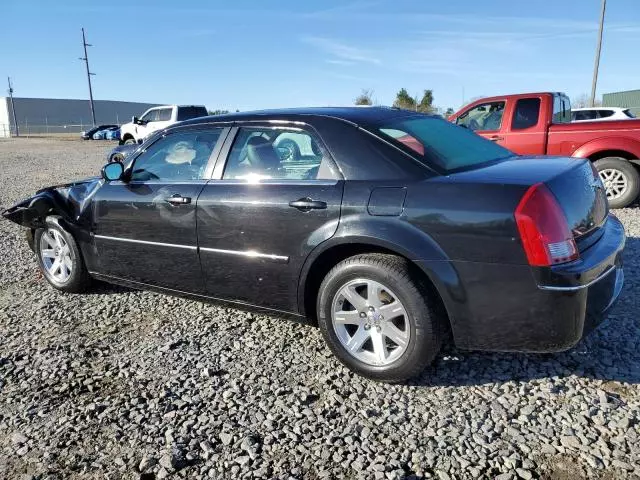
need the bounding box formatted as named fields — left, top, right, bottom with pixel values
left=289, top=197, right=327, bottom=211
left=165, top=194, right=192, bottom=205
left=489, top=135, right=504, bottom=142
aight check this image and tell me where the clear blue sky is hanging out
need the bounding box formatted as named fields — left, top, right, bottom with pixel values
left=2, top=0, right=640, bottom=112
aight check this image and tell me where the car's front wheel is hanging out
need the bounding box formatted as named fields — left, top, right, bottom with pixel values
left=123, top=136, right=137, bottom=145
left=317, top=254, right=443, bottom=383
left=35, top=217, right=90, bottom=293
left=594, top=157, right=640, bottom=209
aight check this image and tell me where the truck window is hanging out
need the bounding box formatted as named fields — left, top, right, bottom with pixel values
left=177, top=106, right=208, bottom=121
left=553, top=95, right=571, bottom=123
left=456, top=101, right=505, bottom=131
left=157, top=108, right=172, bottom=121
left=512, top=98, right=540, bottom=129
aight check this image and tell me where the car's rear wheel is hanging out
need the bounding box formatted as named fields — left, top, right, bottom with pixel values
left=317, top=253, right=443, bottom=383
left=594, top=157, right=640, bottom=209
left=35, top=217, right=90, bottom=293
left=123, top=137, right=137, bottom=145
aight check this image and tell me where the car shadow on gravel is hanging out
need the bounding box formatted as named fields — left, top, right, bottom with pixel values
left=84, top=281, right=133, bottom=296
left=411, top=236, right=640, bottom=391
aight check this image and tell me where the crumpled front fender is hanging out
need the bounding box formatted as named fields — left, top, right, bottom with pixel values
left=1, top=177, right=103, bottom=229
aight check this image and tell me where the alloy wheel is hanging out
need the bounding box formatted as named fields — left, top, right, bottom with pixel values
left=599, top=168, right=628, bottom=200
left=331, top=278, right=410, bottom=366
left=40, top=228, right=73, bottom=283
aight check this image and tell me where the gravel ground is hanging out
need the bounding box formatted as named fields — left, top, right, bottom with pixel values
left=0, top=137, right=639, bottom=480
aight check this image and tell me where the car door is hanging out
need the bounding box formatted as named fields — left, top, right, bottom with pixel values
left=135, top=108, right=157, bottom=140
left=455, top=100, right=508, bottom=148
left=150, top=107, right=174, bottom=134
left=196, top=124, right=344, bottom=312
left=91, top=126, right=228, bottom=292
left=505, top=96, right=546, bottom=155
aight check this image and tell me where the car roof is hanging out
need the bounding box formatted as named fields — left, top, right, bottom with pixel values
left=178, top=106, right=433, bottom=127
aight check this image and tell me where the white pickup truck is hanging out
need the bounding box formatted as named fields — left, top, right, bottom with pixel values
left=119, top=105, right=208, bottom=144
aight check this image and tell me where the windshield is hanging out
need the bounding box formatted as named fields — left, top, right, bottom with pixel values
left=377, top=116, right=514, bottom=173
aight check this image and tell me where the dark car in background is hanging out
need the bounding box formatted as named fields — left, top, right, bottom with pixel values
left=2, top=107, right=625, bottom=382
left=81, top=124, right=119, bottom=140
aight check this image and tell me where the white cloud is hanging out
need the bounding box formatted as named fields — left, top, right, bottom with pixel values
left=302, top=36, right=381, bottom=65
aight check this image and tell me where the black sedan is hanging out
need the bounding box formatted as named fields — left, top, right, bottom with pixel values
left=2, top=107, right=625, bottom=382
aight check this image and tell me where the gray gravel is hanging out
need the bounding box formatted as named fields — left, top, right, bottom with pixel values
left=1, top=138, right=639, bottom=480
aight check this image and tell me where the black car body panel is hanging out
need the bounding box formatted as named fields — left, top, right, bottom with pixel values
left=2, top=107, right=625, bottom=354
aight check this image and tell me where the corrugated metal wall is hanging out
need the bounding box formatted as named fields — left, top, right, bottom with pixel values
left=602, top=89, right=640, bottom=117
left=0, top=97, right=162, bottom=135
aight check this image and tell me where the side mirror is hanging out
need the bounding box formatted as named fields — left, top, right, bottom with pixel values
left=101, top=161, right=124, bottom=182
left=132, top=116, right=139, bottom=124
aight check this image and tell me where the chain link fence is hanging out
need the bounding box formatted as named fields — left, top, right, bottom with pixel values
left=0, top=116, right=126, bottom=138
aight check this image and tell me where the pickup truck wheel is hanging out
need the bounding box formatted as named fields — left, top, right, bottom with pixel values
left=123, top=137, right=137, bottom=145
left=594, top=157, right=640, bottom=209
left=317, top=253, right=443, bottom=383
left=35, top=217, right=90, bottom=293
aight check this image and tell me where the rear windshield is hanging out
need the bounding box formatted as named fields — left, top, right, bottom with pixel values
left=176, top=106, right=208, bottom=121
left=624, top=109, right=636, bottom=118
left=377, top=117, right=513, bottom=173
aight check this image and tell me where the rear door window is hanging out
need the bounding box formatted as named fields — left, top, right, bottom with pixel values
left=222, top=126, right=340, bottom=181
left=598, top=110, right=614, bottom=118
left=512, top=98, right=540, bottom=129
left=456, top=101, right=505, bottom=131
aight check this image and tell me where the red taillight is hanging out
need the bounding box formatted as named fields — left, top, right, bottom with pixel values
left=515, top=183, right=579, bottom=266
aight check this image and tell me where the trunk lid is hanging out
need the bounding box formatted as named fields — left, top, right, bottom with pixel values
left=438, top=156, right=608, bottom=251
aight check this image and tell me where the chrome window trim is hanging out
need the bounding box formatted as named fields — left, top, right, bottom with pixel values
left=538, top=265, right=617, bottom=291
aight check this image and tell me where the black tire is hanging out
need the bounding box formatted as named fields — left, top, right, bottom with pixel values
left=123, top=136, right=137, bottom=145
left=594, top=157, right=640, bottom=209
left=34, top=217, right=90, bottom=293
left=317, top=253, right=443, bottom=383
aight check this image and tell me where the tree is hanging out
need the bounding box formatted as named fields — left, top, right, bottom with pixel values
left=445, top=107, right=455, bottom=116
left=393, top=88, right=434, bottom=113
left=354, top=89, right=374, bottom=106
left=393, top=88, right=416, bottom=110
left=208, top=109, right=230, bottom=115
left=417, top=90, right=434, bottom=113
left=573, top=93, right=602, bottom=108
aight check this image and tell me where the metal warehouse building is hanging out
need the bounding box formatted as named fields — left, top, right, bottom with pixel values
left=602, top=89, right=640, bottom=117
left=0, top=97, right=161, bottom=137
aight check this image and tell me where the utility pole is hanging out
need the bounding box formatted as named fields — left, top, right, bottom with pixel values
left=7, top=77, right=19, bottom=137
left=79, top=27, right=96, bottom=126
left=590, top=0, right=606, bottom=107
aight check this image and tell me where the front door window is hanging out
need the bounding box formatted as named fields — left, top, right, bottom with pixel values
left=456, top=101, right=506, bottom=132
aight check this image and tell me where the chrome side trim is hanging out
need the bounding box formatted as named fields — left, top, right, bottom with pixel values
left=94, top=234, right=197, bottom=250
left=199, top=246, right=289, bottom=263
left=538, top=265, right=617, bottom=291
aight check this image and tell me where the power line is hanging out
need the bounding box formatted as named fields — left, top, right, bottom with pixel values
left=79, top=27, right=96, bottom=126
left=590, top=0, right=606, bottom=108
left=7, top=77, right=19, bottom=137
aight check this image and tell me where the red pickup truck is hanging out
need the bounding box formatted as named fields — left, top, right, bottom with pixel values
left=449, top=92, right=640, bottom=208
